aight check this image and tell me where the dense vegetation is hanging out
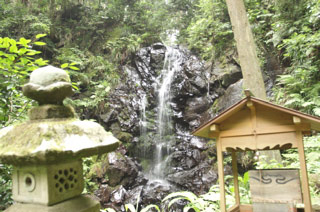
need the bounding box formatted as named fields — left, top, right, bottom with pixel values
left=1, top=0, right=319, bottom=118
left=0, top=0, right=320, bottom=211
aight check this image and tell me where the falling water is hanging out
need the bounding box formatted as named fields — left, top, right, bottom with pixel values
left=152, top=46, right=183, bottom=179
left=139, top=94, right=148, bottom=157
left=139, top=94, right=147, bottom=136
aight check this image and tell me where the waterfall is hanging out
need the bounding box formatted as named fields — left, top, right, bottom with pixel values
left=137, top=44, right=183, bottom=181
left=152, top=46, right=183, bottom=179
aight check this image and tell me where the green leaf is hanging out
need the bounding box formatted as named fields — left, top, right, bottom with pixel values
left=36, top=34, right=47, bottom=39
left=9, top=45, right=18, bottom=53
left=8, top=55, right=15, bottom=61
left=243, top=171, right=249, bottom=185
left=69, top=66, right=80, bottom=70
left=61, top=63, right=69, bottom=69
left=18, top=48, right=28, bottom=55
left=9, top=39, right=16, bottom=46
left=34, top=41, right=46, bottom=46
left=20, top=71, right=28, bottom=75
left=168, top=197, right=186, bottom=208
left=72, top=82, right=79, bottom=90
left=18, top=37, right=31, bottom=47
left=302, top=102, right=315, bottom=107
left=125, top=204, right=136, bottom=212
left=34, top=58, right=48, bottom=66
left=163, top=191, right=197, bottom=203
left=140, top=204, right=160, bottom=212
left=183, top=206, right=193, bottom=212
left=26, top=52, right=37, bottom=56
left=313, top=108, right=320, bottom=116
left=20, top=57, right=30, bottom=65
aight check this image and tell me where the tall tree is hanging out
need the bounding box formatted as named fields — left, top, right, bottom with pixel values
left=225, top=0, right=266, bottom=99
left=222, top=1, right=283, bottom=211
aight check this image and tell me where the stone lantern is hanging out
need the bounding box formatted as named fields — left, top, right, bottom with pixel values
left=0, top=65, right=119, bottom=212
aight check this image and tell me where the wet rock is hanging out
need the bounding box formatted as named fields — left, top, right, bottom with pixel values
left=140, top=180, right=174, bottom=206
left=202, top=169, right=218, bottom=186
left=100, top=110, right=117, bottom=124
left=191, top=75, right=207, bottom=91
left=124, top=185, right=144, bottom=205
left=167, top=162, right=218, bottom=194
left=130, top=172, right=148, bottom=188
left=192, top=149, right=201, bottom=162
left=116, top=132, right=133, bottom=143
left=190, top=137, right=207, bottom=150
left=110, top=185, right=128, bottom=204
left=184, top=96, right=212, bottom=122
left=106, top=152, right=139, bottom=188
left=216, top=79, right=243, bottom=112
left=150, top=43, right=166, bottom=69
left=95, top=184, right=112, bottom=205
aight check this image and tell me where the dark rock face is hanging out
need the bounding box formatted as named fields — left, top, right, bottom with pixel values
left=91, top=43, right=255, bottom=210
left=106, top=152, right=140, bottom=188
left=216, top=79, right=243, bottom=113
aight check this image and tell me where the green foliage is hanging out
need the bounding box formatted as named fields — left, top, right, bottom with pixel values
left=269, top=0, right=320, bottom=116
left=255, top=156, right=284, bottom=169
left=160, top=172, right=250, bottom=211
left=82, top=156, right=102, bottom=194
left=0, top=1, right=51, bottom=37
left=282, top=135, right=320, bottom=174
left=183, top=0, right=233, bottom=60
left=0, top=35, right=48, bottom=126
left=124, top=203, right=160, bottom=212
left=228, top=172, right=251, bottom=205
left=1, top=0, right=320, bottom=211
left=163, top=190, right=219, bottom=211
left=140, top=205, right=161, bottom=212
left=0, top=165, right=12, bottom=211
left=104, top=34, right=143, bottom=64
left=56, top=47, right=119, bottom=115
left=69, top=80, right=112, bottom=117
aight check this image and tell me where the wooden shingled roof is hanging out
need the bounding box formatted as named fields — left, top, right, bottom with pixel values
left=193, top=96, right=320, bottom=139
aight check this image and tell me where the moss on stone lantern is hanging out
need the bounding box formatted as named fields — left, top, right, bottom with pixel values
left=0, top=65, right=119, bottom=212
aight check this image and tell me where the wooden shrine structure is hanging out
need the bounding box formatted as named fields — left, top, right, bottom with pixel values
left=192, top=94, right=320, bottom=212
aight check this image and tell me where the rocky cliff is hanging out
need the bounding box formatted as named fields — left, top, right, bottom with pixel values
left=86, top=43, right=272, bottom=211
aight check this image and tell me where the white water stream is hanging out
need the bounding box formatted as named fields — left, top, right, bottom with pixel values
left=146, top=46, right=183, bottom=180
left=154, top=47, right=182, bottom=176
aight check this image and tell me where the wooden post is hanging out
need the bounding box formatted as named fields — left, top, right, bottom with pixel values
left=217, top=137, right=226, bottom=212
left=232, top=151, right=240, bottom=205
left=296, top=130, right=312, bottom=212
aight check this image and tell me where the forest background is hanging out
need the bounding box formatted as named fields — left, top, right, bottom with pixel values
left=0, top=0, right=320, bottom=211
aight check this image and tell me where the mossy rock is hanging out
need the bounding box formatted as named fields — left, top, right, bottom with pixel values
left=116, top=132, right=133, bottom=143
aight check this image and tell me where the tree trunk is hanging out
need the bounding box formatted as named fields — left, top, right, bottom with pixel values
left=225, top=0, right=266, bottom=99
left=225, top=0, right=282, bottom=163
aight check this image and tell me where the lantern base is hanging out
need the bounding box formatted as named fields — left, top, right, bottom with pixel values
left=5, top=195, right=100, bottom=212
